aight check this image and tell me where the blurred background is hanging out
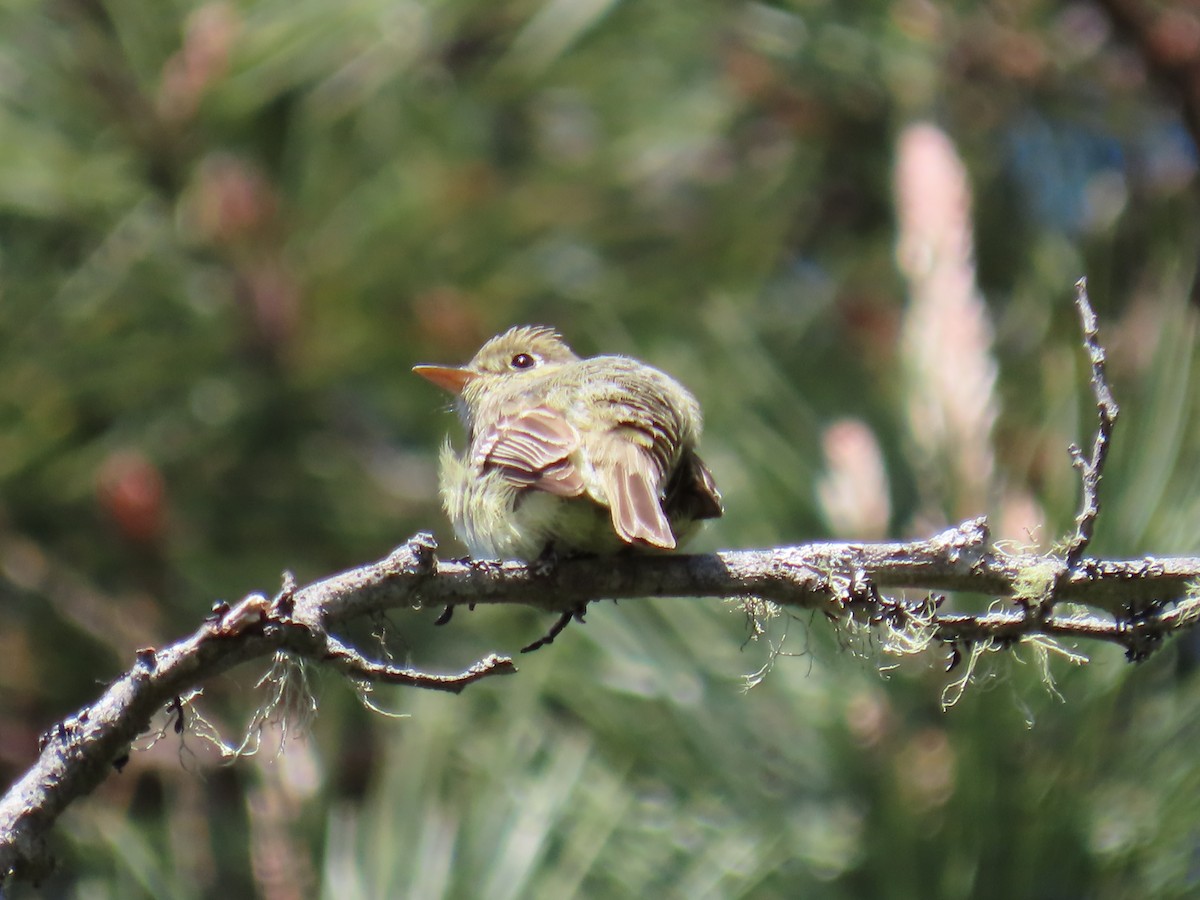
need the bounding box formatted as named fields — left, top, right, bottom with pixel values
left=4, top=0, right=1200, bottom=896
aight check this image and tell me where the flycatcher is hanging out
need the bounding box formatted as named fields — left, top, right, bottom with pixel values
left=414, top=325, right=722, bottom=560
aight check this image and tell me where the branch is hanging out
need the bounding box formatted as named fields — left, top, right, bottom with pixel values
left=1063, top=277, right=1120, bottom=570
left=5, top=519, right=1200, bottom=885
left=0, top=537, right=517, bottom=887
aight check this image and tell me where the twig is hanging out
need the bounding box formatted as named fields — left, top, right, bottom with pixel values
left=320, top=633, right=516, bottom=688
left=1063, top=277, right=1120, bottom=570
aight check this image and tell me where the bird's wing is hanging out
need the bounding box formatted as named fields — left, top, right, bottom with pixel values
left=664, top=450, right=723, bottom=522
left=473, top=405, right=586, bottom=497
left=594, top=433, right=676, bottom=549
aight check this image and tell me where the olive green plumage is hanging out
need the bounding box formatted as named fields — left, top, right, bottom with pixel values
left=415, top=325, right=722, bottom=560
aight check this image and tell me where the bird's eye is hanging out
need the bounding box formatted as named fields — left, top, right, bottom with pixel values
left=511, top=353, right=535, bottom=369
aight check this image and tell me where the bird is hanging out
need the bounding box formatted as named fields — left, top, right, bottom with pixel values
left=414, top=325, right=722, bottom=562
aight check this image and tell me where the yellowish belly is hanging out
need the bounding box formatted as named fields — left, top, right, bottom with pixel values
left=438, top=442, right=705, bottom=560
left=439, top=443, right=623, bottom=559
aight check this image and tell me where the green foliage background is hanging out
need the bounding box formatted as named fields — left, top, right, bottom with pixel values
left=3, top=0, right=1200, bottom=896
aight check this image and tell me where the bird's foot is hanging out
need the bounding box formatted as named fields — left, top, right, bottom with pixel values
left=530, top=542, right=599, bottom=577
left=530, top=543, right=562, bottom=577
left=433, top=601, right=476, bottom=626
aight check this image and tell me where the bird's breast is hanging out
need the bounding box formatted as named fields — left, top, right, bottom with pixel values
left=439, top=441, right=623, bottom=559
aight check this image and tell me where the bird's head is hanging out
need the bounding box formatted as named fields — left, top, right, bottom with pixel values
left=414, top=325, right=579, bottom=424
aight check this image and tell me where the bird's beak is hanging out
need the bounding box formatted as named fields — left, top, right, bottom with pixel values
left=412, top=365, right=477, bottom=394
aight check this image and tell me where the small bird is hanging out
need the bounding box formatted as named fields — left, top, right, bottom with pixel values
left=414, top=325, right=722, bottom=562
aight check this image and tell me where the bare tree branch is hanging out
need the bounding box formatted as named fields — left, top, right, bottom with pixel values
left=4, top=518, right=1200, bottom=886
